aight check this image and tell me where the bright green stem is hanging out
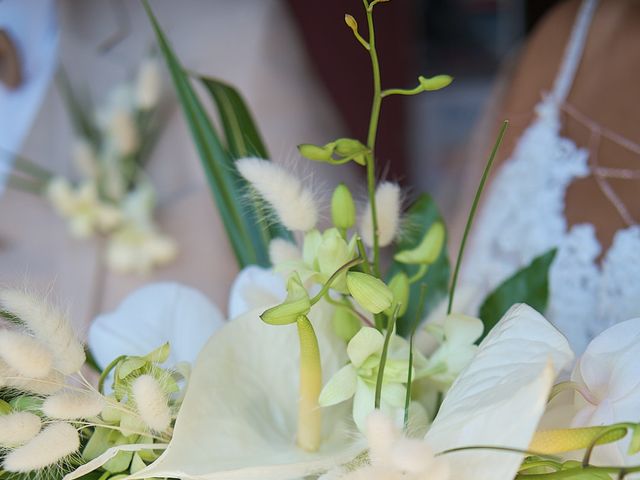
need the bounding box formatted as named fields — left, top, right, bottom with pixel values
left=408, top=264, right=428, bottom=284
left=356, top=237, right=372, bottom=275
left=447, top=120, right=508, bottom=314
left=309, top=257, right=364, bottom=305
left=381, top=86, right=424, bottom=98
left=296, top=315, right=322, bottom=452
left=364, top=0, right=383, bottom=277
left=98, top=355, right=126, bottom=394
left=374, top=304, right=399, bottom=409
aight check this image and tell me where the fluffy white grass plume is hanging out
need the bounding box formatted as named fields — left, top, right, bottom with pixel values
left=42, top=391, right=105, bottom=420
left=359, top=182, right=401, bottom=247
left=0, top=289, right=85, bottom=375
left=131, top=374, right=171, bottom=432
left=0, top=330, right=53, bottom=378
left=0, top=358, right=64, bottom=395
left=0, top=412, right=42, bottom=447
left=236, top=158, right=318, bottom=232
left=269, top=238, right=301, bottom=265
left=136, top=58, right=161, bottom=110
left=109, top=109, right=139, bottom=156
left=3, top=422, right=80, bottom=473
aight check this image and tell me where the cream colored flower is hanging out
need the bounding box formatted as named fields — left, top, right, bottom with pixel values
left=105, top=223, right=177, bottom=274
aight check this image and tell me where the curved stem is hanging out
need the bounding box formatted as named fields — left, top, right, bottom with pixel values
left=296, top=315, right=322, bottom=452
left=381, top=86, right=423, bottom=98
left=374, top=304, right=399, bottom=409
left=98, top=355, right=127, bottom=394
left=309, top=257, right=364, bottom=305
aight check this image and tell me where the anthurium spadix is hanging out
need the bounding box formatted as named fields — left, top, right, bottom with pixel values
left=129, top=306, right=363, bottom=480
left=424, top=304, right=574, bottom=480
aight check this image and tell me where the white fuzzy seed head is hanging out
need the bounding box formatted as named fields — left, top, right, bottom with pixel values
left=0, top=358, right=65, bottom=395
left=0, top=289, right=86, bottom=375
left=236, top=158, right=318, bottom=232
left=3, top=422, right=80, bottom=473
left=136, top=58, right=162, bottom=110
left=0, top=412, right=42, bottom=448
left=268, top=238, right=301, bottom=265
left=366, top=410, right=399, bottom=467
left=390, top=438, right=435, bottom=474
left=132, top=374, right=171, bottom=432
left=0, top=330, right=53, bottom=379
left=360, top=182, right=401, bottom=247
left=42, top=391, right=105, bottom=420
left=109, top=109, right=139, bottom=156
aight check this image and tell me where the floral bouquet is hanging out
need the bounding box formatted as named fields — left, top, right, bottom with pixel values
left=1, top=2, right=639, bottom=480
left=3, top=57, right=176, bottom=274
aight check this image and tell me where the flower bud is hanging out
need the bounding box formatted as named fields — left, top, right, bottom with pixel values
left=346, top=272, right=393, bottom=314
left=334, top=138, right=368, bottom=166
left=418, top=75, right=453, bottom=92
left=344, top=14, right=358, bottom=32
left=394, top=221, right=445, bottom=265
left=332, top=307, right=362, bottom=342
left=261, top=273, right=310, bottom=325
left=331, top=184, right=356, bottom=230
left=298, top=143, right=334, bottom=162
left=385, top=272, right=409, bottom=317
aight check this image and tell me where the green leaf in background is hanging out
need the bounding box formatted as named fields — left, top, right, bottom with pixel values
left=388, top=194, right=450, bottom=336
left=478, top=248, right=557, bottom=342
left=197, top=76, right=292, bottom=243
left=144, top=0, right=281, bottom=267
left=57, top=68, right=101, bottom=147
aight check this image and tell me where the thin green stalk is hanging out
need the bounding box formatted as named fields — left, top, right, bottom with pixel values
left=447, top=120, right=508, bottom=314
left=374, top=304, right=399, bottom=409
left=404, top=284, right=427, bottom=429
left=98, top=355, right=126, bottom=394
left=381, top=86, right=424, bottom=98
left=356, top=236, right=372, bottom=275
left=309, top=257, right=364, bottom=305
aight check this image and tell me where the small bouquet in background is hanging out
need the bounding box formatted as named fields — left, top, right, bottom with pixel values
left=4, top=57, right=177, bottom=275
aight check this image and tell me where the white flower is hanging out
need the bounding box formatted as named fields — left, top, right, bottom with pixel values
left=136, top=58, right=162, bottom=110
left=88, top=283, right=225, bottom=370
left=227, top=266, right=286, bottom=319
left=72, top=139, right=99, bottom=179
left=105, top=223, right=177, bottom=274
left=319, top=327, right=426, bottom=432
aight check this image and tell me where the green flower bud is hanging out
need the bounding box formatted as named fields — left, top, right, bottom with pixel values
left=630, top=425, right=640, bottom=455
left=385, top=272, right=409, bottom=317
left=334, top=138, right=368, bottom=165
left=298, top=143, right=334, bottom=162
left=344, top=14, right=358, bottom=31
left=418, top=74, right=453, bottom=91
left=394, top=221, right=445, bottom=265
left=331, top=184, right=356, bottom=230
left=332, top=307, right=362, bottom=342
left=346, top=272, right=394, bottom=314
left=261, top=273, right=310, bottom=325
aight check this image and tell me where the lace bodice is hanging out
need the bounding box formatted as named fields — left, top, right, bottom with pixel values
left=463, top=0, right=640, bottom=353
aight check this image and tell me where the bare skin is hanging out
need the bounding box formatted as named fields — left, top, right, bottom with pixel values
left=487, top=0, right=640, bottom=255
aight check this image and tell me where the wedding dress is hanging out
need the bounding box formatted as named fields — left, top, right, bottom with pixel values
left=463, top=0, right=640, bottom=353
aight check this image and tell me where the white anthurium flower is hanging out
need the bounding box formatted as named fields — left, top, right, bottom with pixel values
left=89, top=283, right=224, bottom=370
left=228, top=266, right=287, bottom=319
left=424, top=304, right=574, bottom=480
left=129, top=304, right=363, bottom=480
left=319, top=326, right=428, bottom=432
left=568, top=317, right=640, bottom=466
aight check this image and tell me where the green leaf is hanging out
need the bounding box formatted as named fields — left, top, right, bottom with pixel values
left=388, top=194, right=450, bottom=336
left=478, top=249, right=557, bottom=341
left=197, top=75, right=292, bottom=243
left=143, top=1, right=272, bottom=267
left=56, top=68, right=100, bottom=146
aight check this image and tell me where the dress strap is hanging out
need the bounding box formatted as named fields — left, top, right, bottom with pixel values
left=549, top=0, right=599, bottom=104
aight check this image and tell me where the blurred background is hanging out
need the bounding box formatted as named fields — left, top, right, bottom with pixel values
left=0, top=0, right=564, bottom=326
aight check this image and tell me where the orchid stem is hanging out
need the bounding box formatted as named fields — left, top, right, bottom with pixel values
left=374, top=304, right=399, bottom=409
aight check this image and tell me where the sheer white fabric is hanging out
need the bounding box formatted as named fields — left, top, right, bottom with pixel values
left=463, top=0, right=640, bottom=352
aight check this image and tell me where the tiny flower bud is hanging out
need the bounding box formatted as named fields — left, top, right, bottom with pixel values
left=418, top=75, right=453, bottom=91
left=344, top=14, right=358, bottom=32
left=394, top=221, right=445, bottom=265
left=261, top=273, right=310, bottom=325
left=298, top=143, right=334, bottom=162
left=334, top=138, right=368, bottom=166
left=332, top=307, right=362, bottom=342
left=385, top=272, right=409, bottom=317
left=331, top=184, right=356, bottom=230
left=346, top=272, right=394, bottom=314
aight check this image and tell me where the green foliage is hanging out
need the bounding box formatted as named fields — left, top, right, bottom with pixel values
left=388, top=194, right=450, bottom=336
left=478, top=249, right=557, bottom=342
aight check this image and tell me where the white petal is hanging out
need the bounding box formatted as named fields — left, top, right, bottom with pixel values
left=319, top=365, right=358, bottom=407
left=89, top=283, right=224, bottom=369
left=132, top=306, right=362, bottom=480
left=228, top=266, right=287, bottom=319
left=347, top=327, right=384, bottom=368
left=352, top=378, right=377, bottom=433
left=424, top=304, right=573, bottom=480
left=443, top=314, right=483, bottom=345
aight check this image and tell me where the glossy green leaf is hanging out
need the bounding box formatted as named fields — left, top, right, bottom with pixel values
left=143, top=1, right=272, bottom=267
left=388, top=194, right=450, bottom=336
left=478, top=249, right=557, bottom=341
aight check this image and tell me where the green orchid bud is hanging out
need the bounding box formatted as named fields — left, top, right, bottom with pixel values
left=261, top=273, right=310, bottom=325
left=418, top=75, right=453, bottom=91
left=332, top=307, right=362, bottom=341
left=346, top=272, right=394, bottom=314
left=344, top=14, right=358, bottom=32
left=394, top=221, right=445, bottom=265
left=331, top=184, right=356, bottom=230
left=298, top=143, right=334, bottom=162
left=334, top=138, right=368, bottom=166
left=385, top=272, right=409, bottom=317
left=629, top=425, right=640, bottom=455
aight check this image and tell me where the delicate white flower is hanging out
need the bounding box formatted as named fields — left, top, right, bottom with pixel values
left=89, top=283, right=225, bottom=371
left=227, top=266, right=286, bottom=319
left=105, top=223, right=177, bottom=274
left=72, top=139, right=99, bottom=179
left=136, top=58, right=162, bottom=110
left=236, top=158, right=318, bottom=232
left=108, top=108, right=139, bottom=156
left=319, top=327, right=426, bottom=432
left=360, top=182, right=401, bottom=247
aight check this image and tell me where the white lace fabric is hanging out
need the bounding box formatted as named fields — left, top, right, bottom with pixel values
left=462, top=0, right=640, bottom=353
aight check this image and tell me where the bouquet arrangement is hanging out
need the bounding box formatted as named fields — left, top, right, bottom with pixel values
left=4, top=57, right=176, bottom=274
left=1, top=2, right=639, bottom=480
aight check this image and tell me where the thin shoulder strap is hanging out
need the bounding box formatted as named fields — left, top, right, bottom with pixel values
left=549, top=0, right=599, bottom=104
